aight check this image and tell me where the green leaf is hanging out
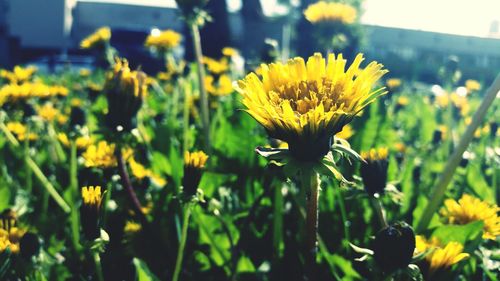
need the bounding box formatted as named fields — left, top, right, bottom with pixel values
left=466, top=164, right=495, bottom=203
left=432, top=221, right=484, bottom=245
left=236, top=255, right=256, bottom=273
left=0, top=185, right=10, bottom=211
left=133, top=258, right=161, bottom=281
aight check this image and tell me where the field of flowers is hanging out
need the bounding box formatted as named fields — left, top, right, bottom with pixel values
left=0, top=1, right=499, bottom=280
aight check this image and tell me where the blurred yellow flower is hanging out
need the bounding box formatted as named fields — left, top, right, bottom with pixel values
left=6, top=122, right=37, bottom=141
left=304, top=1, right=357, bottom=24
left=435, top=92, right=449, bottom=108
left=441, top=194, right=500, bottom=240
left=237, top=52, right=387, bottom=160
left=222, top=47, right=239, bottom=57
left=335, top=124, right=354, bottom=140
left=202, top=56, right=229, bottom=74
left=57, top=133, right=93, bottom=149
left=128, top=156, right=166, bottom=186
left=37, top=103, right=59, bottom=122
left=465, top=79, right=481, bottom=93
left=49, top=85, right=69, bottom=97
left=82, top=141, right=118, bottom=168
left=205, top=74, right=233, bottom=96
left=450, top=93, right=469, bottom=116
left=144, top=29, right=182, bottom=51
left=386, top=78, right=402, bottom=90
left=394, top=142, right=406, bottom=153
left=79, top=68, right=92, bottom=77
left=124, top=221, right=142, bottom=234
left=361, top=147, right=388, bottom=161
left=397, top=96, right=410, bottom=106
left=80, top=27, right=111, bottom=49
left=0, top=65, right=37, bottom=84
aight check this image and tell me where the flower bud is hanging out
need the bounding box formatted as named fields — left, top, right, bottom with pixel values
left=360, top=148, right=389, bottom=196
left=20, top=232, right=40, bottom=259
left=80, top=186, right=104, bottom=240
left=70, top=106, right=86, bottom=129
left=182, top=151, right=208, bottom=196
left=104, top=59, right=147, bottom=132
left=373, top=222, right=416, bottom=273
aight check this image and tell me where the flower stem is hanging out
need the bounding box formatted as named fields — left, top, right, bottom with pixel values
left=69, top=140, right=82, bottom=252
left=172, top=204, right=192, bottom=281
left=182, top=80, right=192, bottom=154
left=302, top=170, right=320, bottom=281
left=189, top=23, right=211, bottom=153
left=416, top=74, right=500, bottom=233
left=93, top=251, right=105, bottom=281
left=370, top=196, right=388, bottom=230
left=115, top=149, right=147, bottom=224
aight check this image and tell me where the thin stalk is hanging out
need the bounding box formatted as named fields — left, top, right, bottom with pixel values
left=302, top=170, right=320, bottom=281
left=272, top=183, right=283, bottom=261
left=182, top=80, right=192, bottom=154
left=172, top=204, right=192, bottom=281
left=115, top=149, right=147, bottom=225
left=189, top=23, right=211, bottom=153
left=416, top=74, right=500, bottom=233
left=0, top=119, right=70, bottom=213
left=370, top=196, right=388, bottom=229
left=69, top=141, right=81, bottom=252
left=93, top=251, right=105, bottom=281
left=26, top=157, right=71, bottom=213
left=24, top=132, right=32, bottom=194
left=333, top=186, right=351, bottom=252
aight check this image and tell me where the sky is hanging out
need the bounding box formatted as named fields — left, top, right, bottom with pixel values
left=79, top=0, right=500, bottom=38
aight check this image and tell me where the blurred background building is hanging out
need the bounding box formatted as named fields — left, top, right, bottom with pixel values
left=1, top=0, right=500, bottom=83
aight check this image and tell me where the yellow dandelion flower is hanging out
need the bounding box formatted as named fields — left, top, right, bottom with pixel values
left=394, top=142, right=406, bottom=153
left=222, top=47, right=239, bottom=57
left=0, top=65, right=37, bottom=84
left=80, top=27, right=111, bottom=49
left=6, top=122, right=37, bottom=141
left=49, top=85, right=69, bottom=97
left=81, top=186, right=103, bottom=207
left=202, top=56, right=229, bottom=75
left=386, top=78, right=402, bottom=90
left=465, top=79, right=481, bottom=93
left=79, top=68, right=92, bottom=77
left=435, top=92, right=449, bottom=108
left=414, top=236, right=469, bottom=273
left=144, top=29, right=182, bottom=51
left=428, top=242, right=469, bottom=272
left=57, top=133, right=92, bottom=149
left=361, top=147, right=388, bottom=161
left=397, top=96, right=410, bottom=106
left=441, top=194, right=500, bottom=240
left=128, top=157, right=150, bottom=180
left=184, top=151, right=209, bottom=169
left=82, top=141, right=118, bottom=168
left=237, top=52, right=387, bottom=160
left=124, top=221, right=142, bottom=234
left=335, top=124, right=354, bottom=140
left=205, top=74, right=233, bottom=96
left=37, top=103, right=59, bottom=122
left=304, top=1, right=357, bottom=24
